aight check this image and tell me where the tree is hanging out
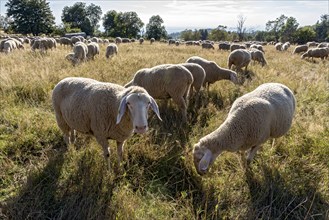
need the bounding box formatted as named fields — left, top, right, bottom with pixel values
left=200, top=29, right=208, bottom=40
left=236, top=14, right=247, bottom=41
left=266, top=14, right=287, bottom=42
left=5, top=0, right=55, bottom=35
left=295, top=26, right=316, bottom=44
left=145, top=15, right=167, bottom=40
left=208, top=25, right=228, bottom=41
left=102, top=11, right=144, bottom=38
left=280, top=16, right=299, bottom=42
left=315, top=14, right=329, bottom=42
left=62, top=2, right=102, bottom=36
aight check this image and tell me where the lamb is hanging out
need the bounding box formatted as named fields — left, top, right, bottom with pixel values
left=228, top=49, right=252, bottom=72
left=106, top=43, right=118, bottom=58
left=52, top=77, right=162, bottom=170
left=250, top=48, right=267, bottom=66
left=292, top=45, right=308, bottom=54
left=301, top=48, right=329, bottom=60
left=86, top=42, right=100, bottom=60
left=125, top=64, right=193, bottom=122
left=193, top=83, right=296, bottom=175
left=202, top=43, right=215, bottom=49
left=186, top=56, right=239, bottom=91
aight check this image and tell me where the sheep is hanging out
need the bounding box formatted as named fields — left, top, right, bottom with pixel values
left=2, top=40, right=17, bottom=53
left=230, top=44, right=246, bottom=51
left=139, top=38, right=144, bottom=44
left=193, top=82, right=296, bottom=175
left=115, top=37, right=122, bottom=44
left=122, top=38, right=131, bottom=43
left=228, top=49, right=252, bottom=72
left=150, top=38, right=155, bottom=44
left=180, top=63, right=206, bottom=99
left=292, top=45, right=308, bottom=54
left=317, top=42, right=329, bottom=48
left=250, top=48, right=267, bottom=66
left=218, top=42, right=230, bottom=51
left=281, top=42, right=290, bottom=51
left=186, top=56, right=239, bottom=92
left=68, top=42, right=88, bottom=65
left=59, top=37, right=73, bottom=47
left=301, top=48, right=329, bottom=60
left=105, top=43, right=118, bottom=58
left=275, top=42, right=283, bottom=51
left=168, top=39, right=176, bottom=45
left=250, top=44, right=265, bottom=53
left=307, top=41, right=318, bottom=47
left=175, top=41, right=180, bottom=46
left=125, top=64, right=193, bottom=122
left=52, top=77, right=162, bottom=170
left=202, top=43, right=215, bottom=49
left=86, top=42, right=100, bottom=60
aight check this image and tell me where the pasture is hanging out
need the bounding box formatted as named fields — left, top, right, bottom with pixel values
left=0, top=41, right=328, bottom=219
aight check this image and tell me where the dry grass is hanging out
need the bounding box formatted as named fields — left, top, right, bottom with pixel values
left=0, top=42, right=328, bottom=219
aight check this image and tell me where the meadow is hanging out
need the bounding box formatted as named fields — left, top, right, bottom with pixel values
left=0, top=41, right=328, bottom=219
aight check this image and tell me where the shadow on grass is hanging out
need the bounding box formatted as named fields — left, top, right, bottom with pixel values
left=3, top=147, right=116, bottom=220
left=245, top=164, right=329, bottom=219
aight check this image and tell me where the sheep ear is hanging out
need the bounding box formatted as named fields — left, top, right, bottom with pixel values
left=116, top=95, right=127, bottom=124
left=149, top=96, right=162, bottom=121
left=198, top=149, right=212, bottom=172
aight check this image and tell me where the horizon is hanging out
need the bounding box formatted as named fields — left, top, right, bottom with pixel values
left=0, top=0, right=328, bottom=34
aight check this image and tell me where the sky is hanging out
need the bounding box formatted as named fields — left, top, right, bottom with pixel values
left=0, top=0, right=328, bottom=33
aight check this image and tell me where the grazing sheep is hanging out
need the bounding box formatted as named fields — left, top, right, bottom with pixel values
left=175, top=41, right=180, bottom=46
left=186, top=56, right=239, bottom=91
left=275, top=42, right=283, bottom=51
left=122, top=38, right=131, bottom=43
left=301, top=48, right=329, bottom=60
left=168, top=39, right=176, bottom=45
left=125, top=64, right=193, bottom=122
left=68, top=42, right=88, bottom=65
left=139, top=38, right=144, bottom=44
left=71, top=36, right=82, bottom=45
left=180, top=63, right=206, bottom=97
left=150, top=38, right=155, bottom=44
left=317, top=42, right=329, bottom=48
left=307, top=41, right=318, bottom=47
left=250, top=44, right=265, bottom=53
left=292, top=45, right=308, bottom=54
left=115, top=37, right=122, bottom=44
left=230, top=44, right=246, bottom=51
left=65, top=52, right=75, bottom=62
left=86, top=42, right=100, bottom=60
left=218, top=42, right=230, bottom=50
left=52, top=77, right=162, bottom=170
left=59, top=37, right=73, bottom=47
left=281, top=42, right=290, bottom=51
left=202, top=43, right=215, bottom=49
left=250, top=48, right=267, bottom=66
left=228, top=49, right=252, bottom=72
left=106, top=43, right=118, bottom=58
left=193, top=83, right=296, bottom=175
left=2, top=40, right=17, bottom=53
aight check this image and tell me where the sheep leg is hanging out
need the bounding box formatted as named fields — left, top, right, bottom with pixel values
left=246, top=145, right=262, bottom=164
left=95, top=136, right=111, bottom=171
left=116, top=141, right=125, bottom=168
left=171, top=96, right=187, bottom=123
left=55, top=114, right=71, bottom=145
left=70, top=129, right=76, bottom=144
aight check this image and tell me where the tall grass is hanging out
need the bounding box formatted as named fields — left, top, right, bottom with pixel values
left=0, top=42, right=328, bottom=219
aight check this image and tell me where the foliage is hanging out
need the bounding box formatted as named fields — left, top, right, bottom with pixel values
left=61, top=2, right=102, bottom=36
left=315, top=14, right=329, bottom=42
left=295, top=26, right=316, bottom=44
left=5, top=0, right=55, bottom=36
left=102, top=10, right=144, bottom=38
left=280, top=16, right=299, bottom=42
left=266, top=14, right=288, bottom=42
left=236, top=14, right=247, bottom=41
left=145, top=15, right=167, bottom=40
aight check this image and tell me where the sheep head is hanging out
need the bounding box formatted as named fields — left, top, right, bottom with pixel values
left=116, top=91, right=162, bottom=134
left=193, top=144, right=214, bottom=176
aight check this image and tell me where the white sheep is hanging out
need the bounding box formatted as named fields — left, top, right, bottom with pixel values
left=86, top=42, right=100, bottom=60
left=275, top=42, right=283, bottom=51
left=125, top=64, right=193, bottom=122
left=228, top=49, right=252, bottom=72
left=301, top=48, right=329, bottom=60
left=105, top=43, right=118, bottom=58
left=230, top=44, right=246, bottom=51
left=250, top=48, right=267, bottom=66
left=180, top=63, right=206, bottom=96
left=250, top=44, right=265, bottom=53
left=150, top=38, right=155, bottom=44
left=292, top=45, right=308, bottom=54
left=193, top=83, right=296, bottom=175
left=186, top=56, right=239, bottom=92
left=52, top=77, right=162, bottom=170
left=281, top=42, right=290, bottom=51
left=2, top=40, right=17, bottom=53
left=70, top=42, right=88, bottom=65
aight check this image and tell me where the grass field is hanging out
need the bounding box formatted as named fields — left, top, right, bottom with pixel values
left=0, top=41, right=328, bottom=219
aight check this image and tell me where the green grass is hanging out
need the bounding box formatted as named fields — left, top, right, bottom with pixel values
left=0, top=42, right=328, bottom=219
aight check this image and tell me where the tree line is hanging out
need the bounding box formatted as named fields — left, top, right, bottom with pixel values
left=0, top=0, right=328, bottom=44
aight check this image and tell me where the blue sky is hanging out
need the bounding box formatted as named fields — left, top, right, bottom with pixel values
left=0, top=0, right=328, bottom=33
